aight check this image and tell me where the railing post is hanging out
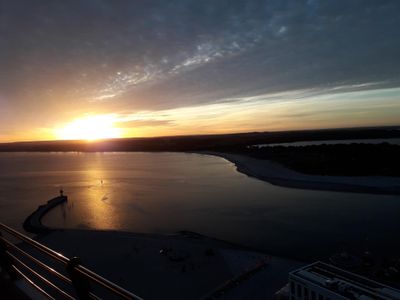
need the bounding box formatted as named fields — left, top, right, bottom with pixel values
left=66, top=256, right=91, bottom=300
left=0, top=232, right=19, bottom=280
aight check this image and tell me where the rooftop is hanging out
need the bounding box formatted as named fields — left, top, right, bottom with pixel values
left=290, top=262, right=400, bottom=300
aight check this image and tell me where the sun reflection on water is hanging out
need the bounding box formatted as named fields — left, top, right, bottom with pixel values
left=80, top=166, right=121, bottom=230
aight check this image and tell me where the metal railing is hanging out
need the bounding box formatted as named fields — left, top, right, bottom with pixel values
left=0, top=222, right=143, bottom=300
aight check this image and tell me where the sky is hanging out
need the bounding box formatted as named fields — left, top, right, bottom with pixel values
left=1, top=0, right=400, bottom=142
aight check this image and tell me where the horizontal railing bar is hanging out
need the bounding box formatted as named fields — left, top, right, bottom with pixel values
left=13, top=265, right=56, bottom=300
left=89, top=292, right=102, bottom=300
left=0, top=223, right=69, bottom=264
left=1, top=237, right=72, bottom=285
left=8, top=251, right=75, bottom=300
left=1, top=222, right=143, bottom=300
left=77, top=266, right=143, bottom=300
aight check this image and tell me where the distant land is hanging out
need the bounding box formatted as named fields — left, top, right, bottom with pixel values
left=1, top=125, right=400, bottom=195
left=1, top=126, right=399, bottom=152
left=240, top=143, right=400, bottom=177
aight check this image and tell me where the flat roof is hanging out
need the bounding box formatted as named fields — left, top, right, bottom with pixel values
left=290, top=261, right=400, bottom=300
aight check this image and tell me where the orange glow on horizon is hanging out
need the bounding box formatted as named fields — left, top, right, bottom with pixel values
left=2, top=86, right=399, bottom=143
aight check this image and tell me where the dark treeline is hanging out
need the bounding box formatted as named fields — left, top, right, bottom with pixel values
left=0, top=126, right=399, bottom=152
left=241, top=143, right=400, bottom=177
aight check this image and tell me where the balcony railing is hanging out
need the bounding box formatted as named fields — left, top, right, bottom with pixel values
left=0, top=222, right=143, bottom=300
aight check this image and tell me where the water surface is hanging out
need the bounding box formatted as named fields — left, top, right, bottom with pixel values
left=0, top=152, right=399, bottom=260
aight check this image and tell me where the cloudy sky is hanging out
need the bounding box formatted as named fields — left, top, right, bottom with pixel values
left=1, top=0, right=400, bottom=141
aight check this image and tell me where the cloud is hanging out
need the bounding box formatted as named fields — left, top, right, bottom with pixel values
left=115, top=119, right=174, bottom=128
left=1, top=0, right=400, bottom=138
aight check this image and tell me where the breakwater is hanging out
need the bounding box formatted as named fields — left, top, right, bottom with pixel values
left=23, top=195, right=67, bottom=234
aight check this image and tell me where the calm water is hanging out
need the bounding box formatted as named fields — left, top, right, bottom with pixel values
left=0, top=152, right=399, bottom=260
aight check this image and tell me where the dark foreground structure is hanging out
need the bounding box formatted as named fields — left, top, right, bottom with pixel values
left=288, top=262, right=400, bottom=300
left=0, top=222, right=143, bottom=299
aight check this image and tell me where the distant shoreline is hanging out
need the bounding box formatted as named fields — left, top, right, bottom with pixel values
left=1, top=126, right=399, bottom=152
left=201, top=152, right=400, bottom=195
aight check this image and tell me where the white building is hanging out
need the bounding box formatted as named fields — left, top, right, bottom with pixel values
left=289, top=261, right=400, bottom=300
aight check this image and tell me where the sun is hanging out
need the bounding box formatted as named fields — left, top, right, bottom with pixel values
left=55, top=115, right=122, bottom=141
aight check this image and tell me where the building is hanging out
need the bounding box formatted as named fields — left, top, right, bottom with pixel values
left=289, top=261, right=400, bottom=300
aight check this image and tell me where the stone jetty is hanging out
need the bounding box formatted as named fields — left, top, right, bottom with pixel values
left=23, top=195, right=67, bottom=234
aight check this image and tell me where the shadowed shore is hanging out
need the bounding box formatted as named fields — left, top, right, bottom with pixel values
left=202, top=152, right=400, bottom=195
left=19, top=195, right=303, bottom=299
left=35, top=229, right=302, bottom=300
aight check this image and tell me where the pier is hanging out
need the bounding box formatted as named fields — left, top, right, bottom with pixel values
left=23, top=195, right=67, bottom=234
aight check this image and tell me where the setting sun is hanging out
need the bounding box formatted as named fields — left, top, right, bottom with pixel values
left=54, top=115, right=122, bottom=141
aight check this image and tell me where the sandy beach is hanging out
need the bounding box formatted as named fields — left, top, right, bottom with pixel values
left=202, top=152, right=400, bottom=195
left=15, top=192, right=305, bottom=299
left=18, top=196, right=303, bottom=299
left=18, top=229, right=302, bottom=300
